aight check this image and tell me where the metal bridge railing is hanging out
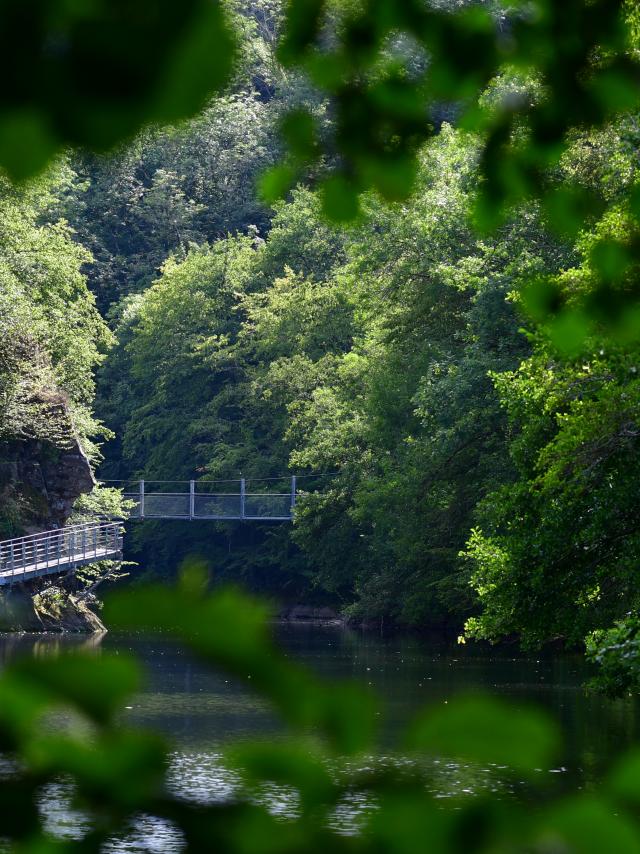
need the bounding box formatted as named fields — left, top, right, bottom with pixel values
left=121, top=477, right=297, bottom=521
left=0, top=521, right=123, bottom=585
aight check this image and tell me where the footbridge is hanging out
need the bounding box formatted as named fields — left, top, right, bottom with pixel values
left=117, top=477, right=298, bottom=521
left=0, top=521, right=123, bottom=587
left=0, top=477, right=302, bottom=586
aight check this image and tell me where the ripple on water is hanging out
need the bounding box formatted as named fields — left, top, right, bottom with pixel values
left=35, top=751, right=528, bottom=851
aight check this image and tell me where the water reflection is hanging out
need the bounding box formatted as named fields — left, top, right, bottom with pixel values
left=0, top=631, right=105, bottom=665
left=2, top=624, right=640, bottom=850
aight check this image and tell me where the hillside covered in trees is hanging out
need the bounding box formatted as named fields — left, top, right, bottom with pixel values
left=2, top=0, right=640, bottom=690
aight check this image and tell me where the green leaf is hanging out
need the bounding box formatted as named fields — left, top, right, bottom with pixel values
left=543, top=186, right=602, bottom=238
left=105, top=585, right=377, bottom=753
left=151, top=0, right=235, bottom=122
left=9, top=652, right=141, bottom=725
left=259, top=164, right=298, bottom=204
left=320, top=174, right=360, bottom=222
left=27, top=730, right=167, bottom=809
left=590, top=240, right=633, bottom=282
left=278, top=0, right=325, bottom=66
left=521, top=278, right=564, bottom=322
left=607, top=749, right=640, bottom=804
left=539, top=796, right=640, bottom=854
left=548, top=308, right=591, bottom=357
left=0, top=0, right=237, bottom=176
left=368, top=793, right=452, bottom=853
left=366, top=155, right=418, bottom=202
left=281, top=109, right=319, bottom=160
left=0, top=778, right=42, bottom=840
left=228, top=741, right=336, bottom=812
left=0, top=109, right=56, bottom=181
left=406, top=695, right=559, bottom=774
left=589, top=64, right=640, bottom=114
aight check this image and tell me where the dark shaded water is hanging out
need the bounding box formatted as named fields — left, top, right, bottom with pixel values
left=2, top=624, right=639, bottom=850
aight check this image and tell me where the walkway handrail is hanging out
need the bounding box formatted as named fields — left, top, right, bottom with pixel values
left=118, top=477, right=298, bottom=521
left=0, top=520, right=118, bottom=550
left=0, top=521, right=123, bottom=586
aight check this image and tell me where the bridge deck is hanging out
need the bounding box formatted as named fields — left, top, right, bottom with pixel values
left=0, top=547, right=117, bottom=585
left=0, top=522, right=123, bottom=586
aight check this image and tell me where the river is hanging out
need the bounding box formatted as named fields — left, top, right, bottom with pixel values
left=2, top=623, right=639, bottom=850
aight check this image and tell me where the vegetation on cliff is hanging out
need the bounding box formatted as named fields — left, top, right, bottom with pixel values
left=0, top=165, right=112, bottom=537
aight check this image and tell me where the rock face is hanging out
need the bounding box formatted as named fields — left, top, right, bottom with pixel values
left=279, top=604, right=342, bottom=623
left=0, top=430, right=94, bottom=534
left=0, top=583, right=106, bottom=633
left=0, top=396, right=100, bottom=632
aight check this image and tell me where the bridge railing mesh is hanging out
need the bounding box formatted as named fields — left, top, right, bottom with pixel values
left=0, top=522, right=123, bottom=582
left=244, top=494, right=292, bottom=518
left=139, top=493, right=191, bottom=518
left=193, top=494, right=242, bottom=518
left=123, top=489, right=293, bottom=519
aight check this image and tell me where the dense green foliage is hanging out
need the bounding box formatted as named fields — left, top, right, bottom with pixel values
left=463, top=122, right=640, bottom=663
left=94, top=121, right=570, bottom=628
left=3, top=0, right=640, bottom=679
left=0, top=166, right=111, bottom=536
left=53, top=0, right=637, bottom=674
left=5, top=0, right=640, bottom=851
left=0, top=166, right=109, bottom=447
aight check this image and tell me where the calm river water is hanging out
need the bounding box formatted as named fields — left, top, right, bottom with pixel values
left=2, top=623, right=640, bottom=850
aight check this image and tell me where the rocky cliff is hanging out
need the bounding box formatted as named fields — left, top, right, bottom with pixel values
left=0, top=397, right=95, bottom=537
left=0, top=395, right=104, bottom=632
left=0, top=583, right=105, bottom=633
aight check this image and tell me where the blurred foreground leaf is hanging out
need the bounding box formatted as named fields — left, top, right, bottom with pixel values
left=0, top=0, right=235, bottom=179
left=407, top=695, right=559, bottom=775
left=104, top=574, right=377, bottom=755
left=540, top=796, right=640, bottom=854
left=8, top=652, right=141, bottom=725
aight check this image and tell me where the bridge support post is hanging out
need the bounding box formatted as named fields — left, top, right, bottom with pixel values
left=189, top=480, right=195, bottom=520
left=291, top=476, right=297, bottom=514
left=139, top=480, right=145, bottom=519
left=240, top=478, right=246, bottom=519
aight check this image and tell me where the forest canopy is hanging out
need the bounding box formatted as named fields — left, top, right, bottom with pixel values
left=2, top=0, right=640, bottom=690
